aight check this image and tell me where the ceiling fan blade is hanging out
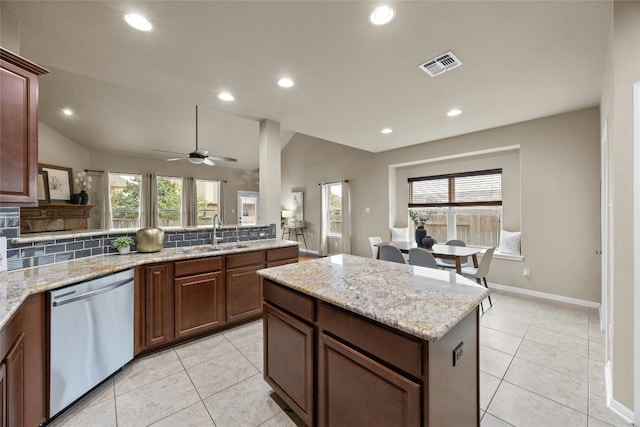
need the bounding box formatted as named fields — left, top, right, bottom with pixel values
left=203, top=158, right=215, bottom=166
left=153, top=148, right=187, bottom=156
left=166, top=157, right=185, bottom=162
left=207, top=155, right=238, bottom=162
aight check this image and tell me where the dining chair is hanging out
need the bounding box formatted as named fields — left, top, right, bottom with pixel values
left=368, top=236, right=383, bottom=259
left=461, top=247, right=495, bottom=313
left=379, top=244, right=406, bottom=264
left=408, top=247, right=438, bottom=269
left=435, top=239, right=469, bottom=269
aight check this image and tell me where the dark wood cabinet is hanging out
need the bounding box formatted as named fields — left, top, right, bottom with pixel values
left=4, top=334, right=24, bottom=427
left=0, top=294, right=45, bottom=427
left=0, top=363, right=5, bottom=427
left=318, top=332, right=420, bottom=427
left=266, top=246, right=299, bottom=267
left=175, top=257, right=225, bottom=339
left=0, top=48, right=49, bottom=207
left=264, top=302, right=314, bottom=426
left=134, top=247, right=298, bottom=355
left=226, top=251, right=265, bottom=324
left=263, top=279, right=480, bottom=427
left=140, top=263, right=175, bottom=350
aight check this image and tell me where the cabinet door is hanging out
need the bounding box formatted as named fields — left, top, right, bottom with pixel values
left=0, top=51, right=47, bottom=206
left=175, top=271, right=225, bottom=339
left=5, top=334, right=25, bottom=427
left=318, top=333, right=420, bottom=427
left=143, top=263, right=174, bottom=348
left=263, top=303, right=314, bottom=426
left=0, top=363, right=6, bottom=427
left=226, top=264, right=264, bottom=324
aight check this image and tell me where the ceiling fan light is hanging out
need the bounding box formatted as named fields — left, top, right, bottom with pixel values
left=188, top=157, right=205, bottom=164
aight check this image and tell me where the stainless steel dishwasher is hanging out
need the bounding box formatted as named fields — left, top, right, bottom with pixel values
left=49, top=268, right=134, bottom=418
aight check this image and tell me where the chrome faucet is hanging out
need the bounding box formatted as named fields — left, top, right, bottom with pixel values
left=212, top=214, right=222, bottom=248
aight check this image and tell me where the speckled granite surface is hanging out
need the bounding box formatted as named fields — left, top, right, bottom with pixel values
left=257, top=254, right=489, bottom=341
left=0, top=239, right=298, bottom=330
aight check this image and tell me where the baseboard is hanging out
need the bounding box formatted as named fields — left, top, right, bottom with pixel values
left=602, top=363, right=634, bottom=424
left=488, top=282, right=600, bottom=309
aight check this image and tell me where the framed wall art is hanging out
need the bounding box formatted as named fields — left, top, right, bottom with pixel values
left=38, top=163, right=73, bottom=203
left=37, top=171, right=50, bottom=204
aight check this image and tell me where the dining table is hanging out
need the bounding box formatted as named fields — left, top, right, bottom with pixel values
left=375, top=240, right=481, bottom=274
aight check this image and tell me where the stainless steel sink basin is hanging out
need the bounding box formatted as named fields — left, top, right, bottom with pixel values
left=179, top=246, right=221, bottom=254
left=223, top=244, right=249, bottom=249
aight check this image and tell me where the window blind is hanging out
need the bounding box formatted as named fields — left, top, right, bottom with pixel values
left=408, top=169, right=502, bottom=207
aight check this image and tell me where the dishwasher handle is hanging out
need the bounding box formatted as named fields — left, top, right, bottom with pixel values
left=52, top=277, right=133, bottom=307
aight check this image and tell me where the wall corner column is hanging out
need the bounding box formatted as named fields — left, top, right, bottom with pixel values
left=259, top=119, right=281, bottom=227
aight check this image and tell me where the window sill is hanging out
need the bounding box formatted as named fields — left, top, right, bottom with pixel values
left=493, top=251, right=524, bottom=261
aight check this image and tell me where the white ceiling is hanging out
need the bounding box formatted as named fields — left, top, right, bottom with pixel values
left=2, top=1, right=611, bottom=170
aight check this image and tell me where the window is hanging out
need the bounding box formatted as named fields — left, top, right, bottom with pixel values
left=196, top=179, right=221, bottom=226
left=327, top=183, right=342, bottom=235
left=109, top=173, right=141, bottom=229
left=408, top=169, right=502, bottom=247
left=157, top=176, right=182, bottom=228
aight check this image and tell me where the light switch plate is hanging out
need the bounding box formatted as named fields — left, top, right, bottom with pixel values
left=0, top=237, right=7, bottom=271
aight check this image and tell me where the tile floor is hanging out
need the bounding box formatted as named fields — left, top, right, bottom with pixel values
left=49, top=290, right=631, bottom=427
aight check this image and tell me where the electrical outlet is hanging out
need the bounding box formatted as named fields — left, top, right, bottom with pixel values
left=453, top=342, right=464, bottom=366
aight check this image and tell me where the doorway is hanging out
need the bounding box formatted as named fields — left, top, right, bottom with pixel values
left=237, top=191, right=259, bottom=225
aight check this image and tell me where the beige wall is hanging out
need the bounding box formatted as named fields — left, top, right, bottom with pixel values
left=38, top=121, right=91, bottom=181
left=37, top=122, right=258, bottom=228
left=283, top=108, right=601, bottom=303
left=600, top=0, right=639, bottom=412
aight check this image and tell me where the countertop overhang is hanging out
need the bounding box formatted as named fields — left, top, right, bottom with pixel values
left=0, top=239, right=299, bottom=329
left=257, top=254, right=489, bottom=341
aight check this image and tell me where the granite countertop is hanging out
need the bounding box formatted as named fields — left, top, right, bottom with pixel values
left=257, top=254, right=490, bottom=342
left=0, top=239, right=298, bottom=330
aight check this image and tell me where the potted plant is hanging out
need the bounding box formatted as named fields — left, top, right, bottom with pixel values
left=409, top=210, right=428, bottom=245
left=113, top=236, right=135, bottom=254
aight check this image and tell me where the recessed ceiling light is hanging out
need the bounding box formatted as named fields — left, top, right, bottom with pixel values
left=447, top=109, right=462, bottom=117
left=278, top=78, right=295, bottom=88
left=218, top=92, right=235, bottom=101
left=124, top=13, right=153, bottom=32
left=381, top=128, right=393, bottom=134
left=62, top=108, right=74, bottom=116
left=369, top=6, right=395, bottom=25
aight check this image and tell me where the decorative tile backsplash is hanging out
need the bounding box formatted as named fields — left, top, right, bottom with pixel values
left=1, top=215, right=276, bottom=272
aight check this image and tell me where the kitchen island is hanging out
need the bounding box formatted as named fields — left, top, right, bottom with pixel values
left=258, top=254, right=490, bottom=427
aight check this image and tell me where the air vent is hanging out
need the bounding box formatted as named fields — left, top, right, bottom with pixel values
left=418, top=51, right=463, bottom=77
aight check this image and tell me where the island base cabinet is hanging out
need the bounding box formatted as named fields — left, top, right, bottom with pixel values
left=318, top=333, right=421, bottom=427
left=263, top=303, right=314, bottom=426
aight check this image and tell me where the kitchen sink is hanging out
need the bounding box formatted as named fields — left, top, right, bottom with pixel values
left=223, top=244, right=249, bottom=249
left=179, top=246, right=221, bottom=254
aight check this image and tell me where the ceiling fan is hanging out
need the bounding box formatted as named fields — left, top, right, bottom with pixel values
left=154, top=105, right=238, bottom=166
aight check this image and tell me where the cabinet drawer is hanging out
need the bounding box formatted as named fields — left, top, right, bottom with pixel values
left=174, top=257, right=222, bottom=277
left=317, top=302, right=422, bottom=378
left=267, top=246, right=299, bottom=262
left=226, top=250, right=265, bottom=269
left=263, top=279, right=314, bottom=323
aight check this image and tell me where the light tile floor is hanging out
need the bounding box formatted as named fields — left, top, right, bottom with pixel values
left=49, top=290, right=631, bottom=427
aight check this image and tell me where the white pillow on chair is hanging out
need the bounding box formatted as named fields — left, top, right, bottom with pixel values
left=499, top=230, right=521, bottom=255
left=390, top=227, right=409, bottom=242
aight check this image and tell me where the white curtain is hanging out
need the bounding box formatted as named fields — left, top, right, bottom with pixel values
left=340, top=180, right=351, bottom=254
left=319, top=183, right=329, bottom=257
left=141, top=173, right=158, bottom=227
left=219, top=180, right=225, bottom=224
left=100, top=171, right=113, bottom=229
left=182, top=176, right=197, bottom=227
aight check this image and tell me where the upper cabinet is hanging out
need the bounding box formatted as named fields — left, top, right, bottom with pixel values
left=0, top=48, right=49, bottom=207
